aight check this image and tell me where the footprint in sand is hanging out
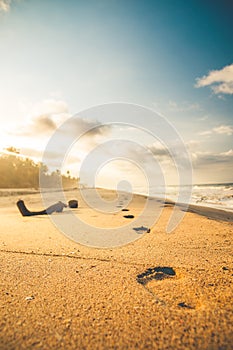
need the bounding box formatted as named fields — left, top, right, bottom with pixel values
left=133, top=226, right=150, bottom=234
left=137, top=266, right=197, bottom=310
left=137, top=266, right=176, bottom=285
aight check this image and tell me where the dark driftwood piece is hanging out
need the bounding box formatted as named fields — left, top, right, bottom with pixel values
left=16, top=200, right=67, bottom=217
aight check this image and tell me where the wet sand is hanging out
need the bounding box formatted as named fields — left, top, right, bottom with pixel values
left=0, top=189, right=232, bottom=349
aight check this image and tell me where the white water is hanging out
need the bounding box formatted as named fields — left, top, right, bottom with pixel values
left=134, top=183, right=233, bottom=212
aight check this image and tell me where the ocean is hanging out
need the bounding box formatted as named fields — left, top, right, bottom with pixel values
left=134, top=183, right=233, bottom=212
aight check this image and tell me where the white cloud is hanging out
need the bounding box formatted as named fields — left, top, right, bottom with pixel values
left=0, top=0, right=19, bottom=12
left=7, top=98, right=112, bottom=171
left=213, top=125, right=233, bottom=136
left=32, top=114, right=57, bottom=134
left=7, top=115, right=54, bottom=136
left=222, top=149, right=233, bottom=157
left=31, top=99, right=69, bottom=117
left=8, top=98, right=70, bottom=136
left=199, top=130, right=212, bottom=136
left=0, top=0, right=11, bottom=12
left=148, top=141, right=169, bottom=159
left=11, top=111, right=111, bottom=140
left=195, top=63, right=233, bottom=95
left=212, top=82, right=233, bottom=95
left=199, top=124, right=233, bottom=137
left=192, top=149, right=233, bottom=167
left=168, top=100, right=201, bottom=112
left=185, top=140, right=200, bottom=150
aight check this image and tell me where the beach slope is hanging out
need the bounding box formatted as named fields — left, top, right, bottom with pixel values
left=0, top=189, right=232, bottom=349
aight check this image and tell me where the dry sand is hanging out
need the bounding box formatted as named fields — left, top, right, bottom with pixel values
left=0, top=189, right=232, bottom=349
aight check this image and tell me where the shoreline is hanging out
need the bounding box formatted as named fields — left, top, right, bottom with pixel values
left=1, top=186, right=233, bottom=223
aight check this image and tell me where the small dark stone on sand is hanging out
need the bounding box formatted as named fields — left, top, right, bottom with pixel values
left=68, top=200, right=78, bottom=208
left=124, top=215, right=134, bottom=219
left=178, top=302, right=194, bottom=309
left=222, top=266, right=229, bottom=271
left=121, top=209, right=129, bottom=211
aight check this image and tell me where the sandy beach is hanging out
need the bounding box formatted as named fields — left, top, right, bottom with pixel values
left=0, top=189, right=232, bottom=349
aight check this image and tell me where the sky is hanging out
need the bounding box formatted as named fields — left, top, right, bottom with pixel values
left=0, top=0, right=232, bottom=187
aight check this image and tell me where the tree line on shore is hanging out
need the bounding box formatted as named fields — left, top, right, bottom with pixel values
left=0, top=147, right=79, bottom=189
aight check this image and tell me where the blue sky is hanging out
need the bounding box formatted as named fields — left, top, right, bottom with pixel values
left=0, top=0, right=232, bottom=185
